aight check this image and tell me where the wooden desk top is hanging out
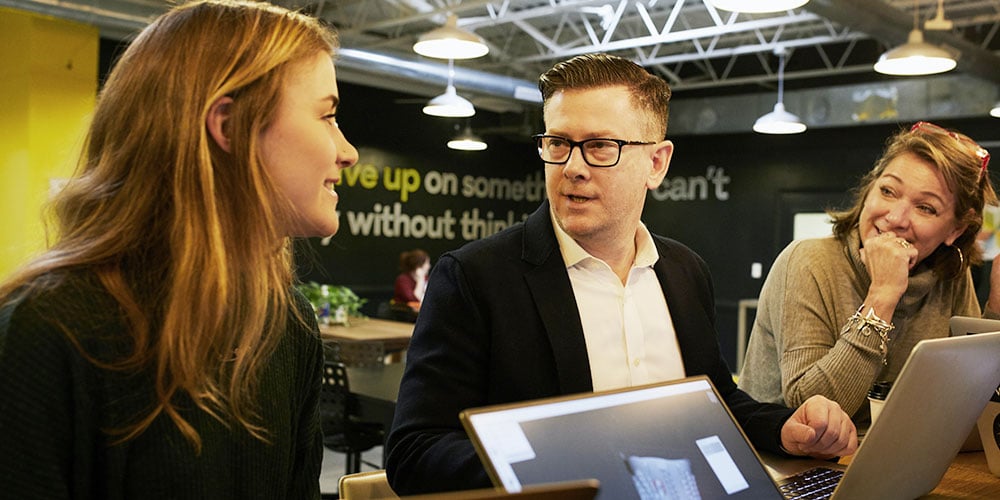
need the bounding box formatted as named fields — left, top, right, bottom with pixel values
left=763, top=450, right=1000, bottom=498
left=924, top=451, right=1000, bottom=498
left=319, top=317, right=414, bottom=350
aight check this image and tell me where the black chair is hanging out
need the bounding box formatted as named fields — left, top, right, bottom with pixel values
left=375, top=300, right=419, bottom=324
left=320, top=360, right=385, bottom=475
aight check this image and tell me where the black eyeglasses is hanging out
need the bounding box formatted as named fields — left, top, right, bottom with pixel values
left=532, top=134, right=656, bottom=168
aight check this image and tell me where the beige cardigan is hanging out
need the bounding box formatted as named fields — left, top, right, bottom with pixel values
left=738, top=231, right=980, bottom=422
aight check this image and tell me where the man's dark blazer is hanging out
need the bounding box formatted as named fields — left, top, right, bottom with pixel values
left=385, top=201, right=794, bottom=494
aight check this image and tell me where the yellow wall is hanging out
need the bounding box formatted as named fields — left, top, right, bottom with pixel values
left=0, top=8, right=97, bottom=279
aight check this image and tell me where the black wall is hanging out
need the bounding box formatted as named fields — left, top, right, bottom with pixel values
left=318, top=80, right=998, bottom=368
left=98, top=39, right=999, bottom=369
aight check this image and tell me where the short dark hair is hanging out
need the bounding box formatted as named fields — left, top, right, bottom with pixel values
left=538, top=53, right=672, bottom=139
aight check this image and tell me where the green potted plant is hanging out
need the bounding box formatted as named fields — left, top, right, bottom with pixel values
left=295, top=281, right=367, bottom=326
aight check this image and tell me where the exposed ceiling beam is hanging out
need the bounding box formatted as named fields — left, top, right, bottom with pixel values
left=806, top=0, right=1000, bottom=83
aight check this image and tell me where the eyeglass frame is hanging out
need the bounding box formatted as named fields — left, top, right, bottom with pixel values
left=532, top=134, right=656, bottom=168
left=910, top=121, right=991, bottom=180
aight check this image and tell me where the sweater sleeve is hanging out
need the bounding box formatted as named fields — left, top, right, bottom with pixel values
left=776, top=244, right=887, bottom=416
left=0, top=296, right=80, bottom=499
left=288, top=290, right=325, bottom=500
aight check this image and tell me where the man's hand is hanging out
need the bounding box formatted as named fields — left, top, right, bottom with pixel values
left=780, top=395, right=858, bottom=459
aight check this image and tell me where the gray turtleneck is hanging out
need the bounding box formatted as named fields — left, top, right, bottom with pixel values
left=738, top=231, right=980, bottom=423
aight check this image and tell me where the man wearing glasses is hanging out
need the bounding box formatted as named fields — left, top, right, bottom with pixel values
left=386, top=53, right=858, bottom=494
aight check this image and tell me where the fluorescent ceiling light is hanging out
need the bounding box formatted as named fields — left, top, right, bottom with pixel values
left=413, top=13, right=489, bottom=60
left=709, top=0, right=809, bottom=13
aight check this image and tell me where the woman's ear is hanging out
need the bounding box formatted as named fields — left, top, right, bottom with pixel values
left=945, top=209, right=974, bottom=246
left=206, top=96, right=234, bottom=153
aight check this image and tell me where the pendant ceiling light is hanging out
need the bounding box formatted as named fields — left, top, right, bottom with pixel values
left=709, top=0, right=809, bottom=13
left=447, top=124, right=487, bottom=151
left=873, top=0, right=957, bottom=76
left=423, top=59, right=475, bottom=118
left=991, top=101, right=1000, bottom=118
left=413, top=13, right=489, bottom=60
left=754, top=47, right=806, bottom=135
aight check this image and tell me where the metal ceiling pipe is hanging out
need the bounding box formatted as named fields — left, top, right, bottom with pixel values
left=336, top=49, right=542, bottom=113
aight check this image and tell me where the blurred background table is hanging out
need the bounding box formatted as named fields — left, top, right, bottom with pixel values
left=320, top=317, right=414, bottom=353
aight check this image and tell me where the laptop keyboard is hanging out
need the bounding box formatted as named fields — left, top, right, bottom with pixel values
left=777, top=466, right=844, bottom=500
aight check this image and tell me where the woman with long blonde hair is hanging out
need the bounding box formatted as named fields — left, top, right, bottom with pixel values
left=0, top=1, right=357, bottom=497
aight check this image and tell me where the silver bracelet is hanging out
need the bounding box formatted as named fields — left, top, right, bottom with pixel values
left=848, top=304, right=894, bottom=365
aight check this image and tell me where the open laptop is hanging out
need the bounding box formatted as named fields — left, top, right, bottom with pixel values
left=461, top=331, right=1000, bottom=500
left=462, top=375, right=784, bottom=499
left=950, top=315, right=1000, bottom=336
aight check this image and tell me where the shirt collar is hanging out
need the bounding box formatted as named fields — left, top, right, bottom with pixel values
left=549, top=208, right=658, bottom=269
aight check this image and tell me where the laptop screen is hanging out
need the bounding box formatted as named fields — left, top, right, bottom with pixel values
left=461, top=376, right=784, bottom=500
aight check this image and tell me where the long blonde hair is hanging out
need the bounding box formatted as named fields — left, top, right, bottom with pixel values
left=0, top=0, right=337, bottom=451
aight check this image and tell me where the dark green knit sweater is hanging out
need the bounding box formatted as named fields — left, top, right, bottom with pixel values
left=0, top=270, right=324, bottom=499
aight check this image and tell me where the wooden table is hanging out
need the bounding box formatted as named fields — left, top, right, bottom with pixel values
left=319, top=317, right=414, bottom=352
left=924, top=451, right=1000, bottom=498
left=763, top=450, right=1000, bottom=498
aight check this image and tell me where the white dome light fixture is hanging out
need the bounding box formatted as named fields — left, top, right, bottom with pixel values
left=413, top=13, right=489, bottom=60
left=423, top=59, right=476, bottom=118
left=873, top=29, right=957, bottom=76
left=447, top=125, right=487, bottom=151
left=709, top=0, right=809, bottom=13
left=754, top=47, right=807, bottom=135
left=423, top=85, right=475, bottom=117
left=990, top=101, right=1000, bottom=118
left=873, top=0, right=957, bottom=76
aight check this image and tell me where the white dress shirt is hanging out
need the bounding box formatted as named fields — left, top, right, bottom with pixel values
left=551, top=211, right=686, bottom=392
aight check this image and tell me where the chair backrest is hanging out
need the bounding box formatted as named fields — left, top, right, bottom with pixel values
left=319, top=360, right=351, bottom=437
left=325, top=339, right=385, bottom=368
left=338, top=469, right=398, bottom=499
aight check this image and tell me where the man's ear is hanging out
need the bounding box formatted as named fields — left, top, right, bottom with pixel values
left=206, top=96, right=234, bottom=153
left=646, top=140, right=674, bottom=190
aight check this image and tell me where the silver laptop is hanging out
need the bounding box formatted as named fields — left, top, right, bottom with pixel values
left=949, top=315, right=1000, bottom=336
left=754, top=330, right=1000, bottom=499
left=462, top=375, right=788, bottom=499
left=461, top=331, right=1000, bottom=500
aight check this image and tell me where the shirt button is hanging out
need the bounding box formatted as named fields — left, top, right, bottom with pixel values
left=633, top=358, right=641, bottom=367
